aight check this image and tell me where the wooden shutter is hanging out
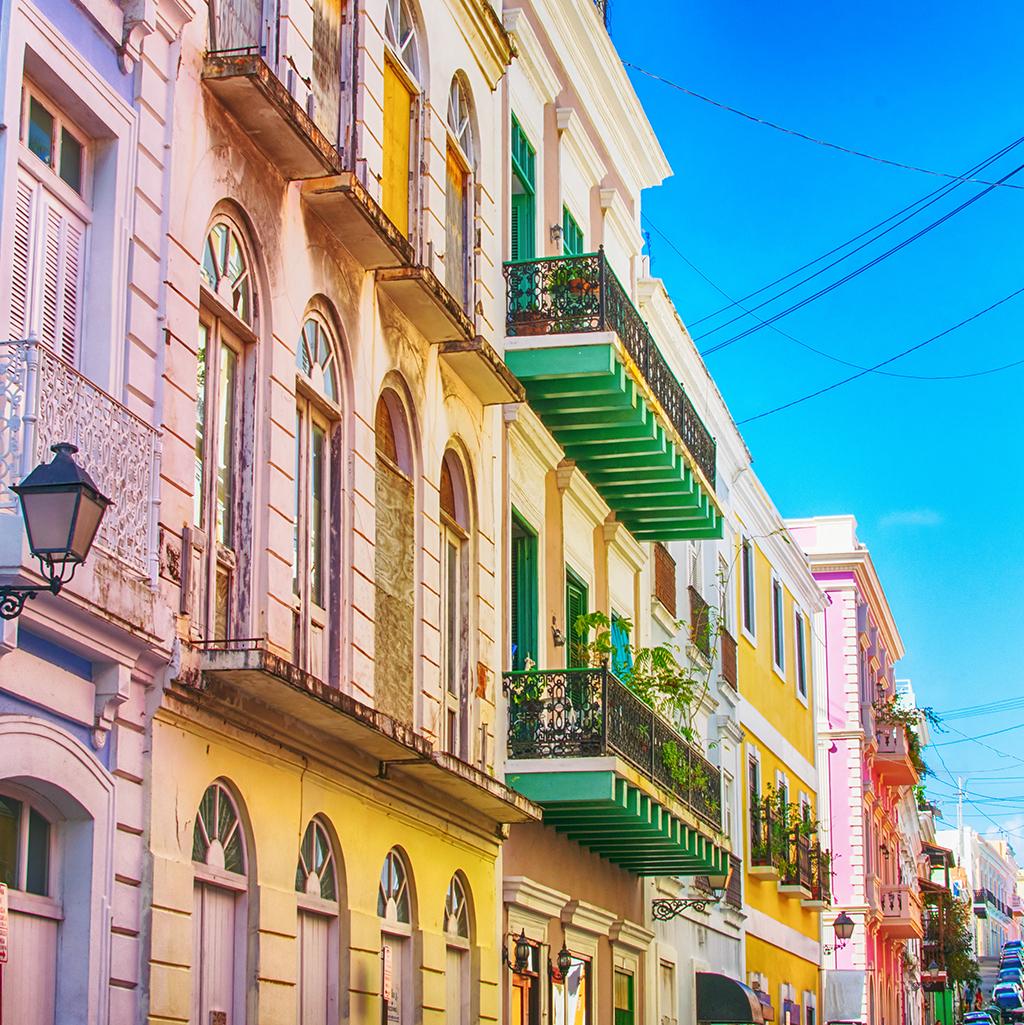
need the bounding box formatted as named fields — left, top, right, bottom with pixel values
left=312, top=0, right=342, bottom=143
left=510, top=192, right=534, bottom=262
left=565, top=572, right=588, bottom=668
left=511, top=521, right=537, bottom=670
left=38, top=193, right=84, bottom=364
left=298, top=910, right=331, bottom=1025
left=382, top=58, right=413, bottom=237
left=614, top=970, right=634, bottom=1025
left=10, top=171, right=36, bottom=339
left=445, top=143, right=468, bottom=304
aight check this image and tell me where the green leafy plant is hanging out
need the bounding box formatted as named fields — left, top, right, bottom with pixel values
left=874, top=695, right=936, bottom=777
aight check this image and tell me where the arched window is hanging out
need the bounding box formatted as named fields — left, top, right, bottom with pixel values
left=445, top=77, right=475, bottom=308
left=382, top=0, right=421, bottom=237
left=444, top=875, right=471, bottom=1025
left=192, top=782, right=248, bottom=1025
left=374, top=392, right=414, bottom=724
left=294, top=314, right=342, bottom=681
left=295, top=818, right=340, bottom=1025
left=0, top=791, right=57, bottom=1023
left=379, top=848, right=413, bottom=1025
left=439, top=450, right=470, bottom=758
left=194, top=216, right=257, bottom=641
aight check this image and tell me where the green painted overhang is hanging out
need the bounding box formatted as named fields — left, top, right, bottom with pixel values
left=504, top=342, right=722, bottom=541
left=506, top=769, right=730, bottom=876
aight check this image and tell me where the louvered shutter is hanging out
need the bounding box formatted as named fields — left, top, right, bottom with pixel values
left=565, top=574, right=588, bottom=668
left=37, top=194, right=84, bottom=364
left=10, top=172, right=36, bottom=339
left=510, top=535, right=520, bottom=668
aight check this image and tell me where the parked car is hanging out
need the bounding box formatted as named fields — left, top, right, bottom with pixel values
left=963, top=1012, right=997, bottom=1025
left=1004, top=951, right=1024, bottom=966
left=1000, top=967, right=1024, bottom=983
left=992, top=983, right=1024, bottom=1010
left=1005, top=939, right=1024, bottom=950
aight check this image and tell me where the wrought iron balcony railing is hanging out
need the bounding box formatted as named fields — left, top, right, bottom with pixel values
left=504, top=666, right=722, bottom=830
left=720, top=628, right=738, bottom=691
left=0, top=340, right=157, bottom=576
left=503, top=251, right=716, bottom=487
left=749, top=801, right=831, bottom=901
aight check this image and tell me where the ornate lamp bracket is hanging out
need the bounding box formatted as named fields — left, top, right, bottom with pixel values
left=651, top=897, right=716, bottom=920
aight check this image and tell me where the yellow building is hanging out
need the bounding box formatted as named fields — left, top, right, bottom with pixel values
left=733, top=484, right=826, bottom=1024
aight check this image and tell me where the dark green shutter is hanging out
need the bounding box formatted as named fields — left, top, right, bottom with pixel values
left=610, top=614, right=632, bottom=679
left=614, top=971, right=634, bottom=1025
left=565, top=570, right=588, bottom=668
left=511, top=515, right=537, bottom=670
left=562, top=206, right=584, bottom=256
left=510, top=116, right=536, bottom=262
left=511, top=193, right=535, bottom=262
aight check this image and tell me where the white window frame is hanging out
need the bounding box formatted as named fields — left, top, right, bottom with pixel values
left=658, top=958, right=678, bottom=1025
left=794, top=609, right=808, bottom=703
left=740, top=537, right=756, bottom=643
left=775, top=770, right=789, bottom=810
left=770, top=574, right=785, bottom=679
left=20, top=82, right=90, bottom=198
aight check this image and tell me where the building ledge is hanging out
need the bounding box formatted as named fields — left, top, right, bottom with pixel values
left=377, top=265, right=475, bottom=343
left=439, top=337, right=525, bottom=405
left=185, top=642, right=538, bottom=825
left=202, top=53, right=341, bottom=180
left=302, top=171, right=414, bottom=269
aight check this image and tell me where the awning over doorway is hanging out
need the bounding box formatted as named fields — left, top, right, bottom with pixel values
left=696, top=972, right=767, bottom=1024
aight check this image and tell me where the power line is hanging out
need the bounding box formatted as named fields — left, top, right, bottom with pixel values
left=939, top=696, right=1024, bottom=721
left=736, top=285, right=1024, bottom=425
left=932, top=720, right=1024, bottom=748
left=623, top=61, right=1024, bottom=192
left=702, top=161, right=1024, bottom=355
left=644, top=216, right=1024, bottom=382
left=688, top=136, right=1024, bottom=328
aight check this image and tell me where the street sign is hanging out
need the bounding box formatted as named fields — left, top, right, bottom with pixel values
left=0, top=882, right=8, bottom=963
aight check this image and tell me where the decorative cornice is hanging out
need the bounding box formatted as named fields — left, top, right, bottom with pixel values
left=603, top=517, right=645, bottom=572
left=561, top=899, right=618, bottom=937
left=453, top=0, right=514, bottom=89
left=609, top=917, right=654, bottom=952
left=503, top=8, right=560, bottom=103
left=503, top=875, right=570, bottom=919
left=556, top=106, right=607, bottom=183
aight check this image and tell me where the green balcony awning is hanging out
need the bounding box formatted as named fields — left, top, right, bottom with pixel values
left=506, top=769, right=730, bottom=876
left=505, top=343, right=721, bottom=541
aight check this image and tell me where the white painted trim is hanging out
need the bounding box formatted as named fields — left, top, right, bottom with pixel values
left=503, top=875, right=569, bottom=919
left=770, top=572, right=786, bottom=677
left=744, top=905, right=821, bottom=964
left=739, top=699, right=817, bottom=791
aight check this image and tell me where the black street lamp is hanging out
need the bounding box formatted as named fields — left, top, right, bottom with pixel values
left=0, top=443, right=110, bottom=619
left=824, top=911, right=856, bottom=954
left=651, top=864, right=734, bottom=920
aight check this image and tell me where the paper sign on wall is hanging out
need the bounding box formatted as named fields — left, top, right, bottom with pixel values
left=382, top=942, right=393, bottom=1003
left=0, top=882, right=8, bottom=964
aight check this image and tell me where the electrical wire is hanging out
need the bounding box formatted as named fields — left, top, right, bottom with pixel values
left=702, top=161, right=1024, bottom=355
left=688, top=136, right=1024, bottom=327
left=645, top=217, right=1024, bottom=382
left=931, top=721, right=1024, bottom=748
left=737, top=284, right=1024, bottom=424
left=623, top=61, right=1024, bottom=192
left=939, top=696, right=1024, bottom=722
left=694, top=142, right=1024, bottom=341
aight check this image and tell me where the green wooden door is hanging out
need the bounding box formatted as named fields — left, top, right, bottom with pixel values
left=510, top=514, right=538, bottom=670
left=565, top=569, right=589, bottom=668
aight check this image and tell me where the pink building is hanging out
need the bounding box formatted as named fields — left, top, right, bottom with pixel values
left=789, top=516, right=925, bottom=1025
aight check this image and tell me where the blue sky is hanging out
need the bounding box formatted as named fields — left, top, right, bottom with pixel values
left=612, top=1, right=1024, bottom=836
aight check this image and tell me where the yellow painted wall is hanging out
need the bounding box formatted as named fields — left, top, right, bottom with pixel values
left=146, top=710, right=502, bottom=1025
left=736, top=541, right=815, bottom=766
left=746, top=934, right=820, bottom=1019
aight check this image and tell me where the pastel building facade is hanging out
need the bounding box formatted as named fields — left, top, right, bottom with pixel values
left=0, top=0, right=190, bottom=1021
left=790, top=515, right=923, bottom=1025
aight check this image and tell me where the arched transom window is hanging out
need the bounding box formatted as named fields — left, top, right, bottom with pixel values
left=297, top=316, right=339, bottom=404
left=192, top=782, right=246, bottom=874
left=383, top=0, right=419, bottom=80
left=447, top=78, right=473, bottom=167
left=445, top=875, right=469, bottom=939
left=201, top=220, right=254, bottom=327
left=296, top=818, right=337, bottom=901
left=378, top=848, right=411, bottom=923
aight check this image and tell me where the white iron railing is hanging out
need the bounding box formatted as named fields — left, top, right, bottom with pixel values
left=0, top=340, right=158, bottom=576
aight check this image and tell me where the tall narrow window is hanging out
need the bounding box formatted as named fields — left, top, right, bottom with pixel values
left=562, top=206, right=584, bottom=256
left=445, top=78, right=474, bottom=309
left=311, top=0, right=345, bottom=143
left=10, top=85, right=88, bottom=364
left=510, top=116, right=536, bottom=261
left=771, top=577, right=785, bottom=673
left=382, top=0, right=420, bottom=237
left=610, top=613, right=632, bottom=680
left=296, top=818, right=340, bottom=1025
left=551, top=953, right=590, bottom=1024
left=565, top=568, right=589, bottom=669
left=510, top=513, right=537, bottom=670
left=194, top=218, right=255, bottom=640
left=295, top=315, right=341, bottom=681
left=375, top=393, right=415, bottom=724
left=0, top=793, right=58, bottom=1025
left=439, top=452, right=470, bottom=758
left=740, top=538, right=755, bottom=637
left=614, top=969, right=635, bottom=1025
left=379, top=849, right=413, bottom=1025
left=795, top=611, right=808, bottom=698
left=192, top=782, right=248, bottom=1025
left=511, top=939, right=541, bottom=1025
left=208, top=0, right=266, bottom=52
left=445, top=875, right=471, bottom=1025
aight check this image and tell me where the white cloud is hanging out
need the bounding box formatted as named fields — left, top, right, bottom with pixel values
left=879, top=509, right=944, bottom=529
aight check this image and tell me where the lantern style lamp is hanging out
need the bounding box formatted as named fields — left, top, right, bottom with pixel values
left=707, top=863, right=734, bottom=902
left=556, top=943, right=572, bottom=979
left=0, top=443, right=110, bottom=618
left=504, top=929, right=531, bottom=973
left=823, top=911, right=856, bottom=954
left=651, top=862, right=735, bottom=920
